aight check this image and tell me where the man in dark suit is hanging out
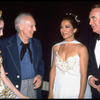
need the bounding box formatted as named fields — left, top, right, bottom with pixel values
left=0, top=13, right=44, bottom=99
left=88, top=4, right=100, bottom=98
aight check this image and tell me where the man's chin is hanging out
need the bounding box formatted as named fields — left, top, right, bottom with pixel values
left=93, top=29, right=97, bottom=33
left=30, top=35, right=33, bottom=38
left=94, top=31, right=100, bottom=34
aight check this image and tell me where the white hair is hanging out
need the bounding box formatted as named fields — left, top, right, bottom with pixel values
left=14, top=13, right=33, bottom=32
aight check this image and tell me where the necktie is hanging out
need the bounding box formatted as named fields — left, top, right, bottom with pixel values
left=20, top=42, right=32, bottom=63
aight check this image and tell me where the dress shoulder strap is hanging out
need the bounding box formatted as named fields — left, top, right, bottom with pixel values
left=76, top=44, right=79, bottom=55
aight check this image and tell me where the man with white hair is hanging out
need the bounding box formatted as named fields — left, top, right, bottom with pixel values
left=0, top=12, right=44, bottom=99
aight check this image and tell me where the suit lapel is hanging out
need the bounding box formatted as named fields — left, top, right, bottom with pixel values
left=7, top=35, right=21, bottom=75
left=90, top=38, right=99, bottom=70
left=31, top=38, right=38, bottom=71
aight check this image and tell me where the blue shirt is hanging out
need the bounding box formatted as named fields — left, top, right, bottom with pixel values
left=17, top=34, right=35, bottom=80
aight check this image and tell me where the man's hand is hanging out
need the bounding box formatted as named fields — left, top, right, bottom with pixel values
left=89, top=76, right=98, bottom=89
left=33, top=75, right=42, bottom=89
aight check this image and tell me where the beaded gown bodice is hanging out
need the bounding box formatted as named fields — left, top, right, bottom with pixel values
left=55, top=51, right=79, bottom=74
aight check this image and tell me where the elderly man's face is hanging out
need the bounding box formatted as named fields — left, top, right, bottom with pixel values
left=19, top=15, right=36, bottom=41
left=89, top=8, right=100, bottom=34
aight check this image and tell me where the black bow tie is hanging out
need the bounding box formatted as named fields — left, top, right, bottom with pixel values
left=95, top=34, right=100, bottom=40
left=20, top=42, right=32, bottom=63
left=97, top=37, right=100, bottom=40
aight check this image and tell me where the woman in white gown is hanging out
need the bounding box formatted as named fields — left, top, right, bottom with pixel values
left=48, top=13, right=92, bottom=99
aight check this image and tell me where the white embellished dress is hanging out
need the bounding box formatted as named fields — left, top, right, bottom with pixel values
left=51, top=40, right=92, bottom=99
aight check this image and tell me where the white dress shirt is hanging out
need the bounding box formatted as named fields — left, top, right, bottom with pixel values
left=94, top=40, right=100, bottom=68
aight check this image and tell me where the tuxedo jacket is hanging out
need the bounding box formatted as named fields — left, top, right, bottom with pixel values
left=88, top=37, right=100, bottom=80
left=87, top=36, right=100, bottom=98
left=0, top=34, right=44, bottom=98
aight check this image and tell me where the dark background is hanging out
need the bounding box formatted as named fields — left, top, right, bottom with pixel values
left=0, top=0, right=100, bottom=98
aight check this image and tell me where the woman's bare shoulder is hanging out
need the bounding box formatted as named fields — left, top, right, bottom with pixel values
left=53, top=44, right=60, bottom=52
left=78, top=43, right=88, bottom=54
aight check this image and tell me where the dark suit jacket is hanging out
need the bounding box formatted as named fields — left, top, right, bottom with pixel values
left=0, top=34, right=44, bottom=98
left=87, top=36, right=100, bottom=98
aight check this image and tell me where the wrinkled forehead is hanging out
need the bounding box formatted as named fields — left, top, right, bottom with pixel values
left=23, top=15, right=36, bottom=24
left=89, top=8, right=100, bottom=18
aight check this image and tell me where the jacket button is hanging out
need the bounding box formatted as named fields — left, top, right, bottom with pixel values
left=17, top=75, right=20, bottom=78
left=16, top=85, right=19, bottom=88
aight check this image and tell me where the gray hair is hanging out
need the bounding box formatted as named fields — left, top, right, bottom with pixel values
left=14, top=13, right=33, bottom=32
left=91, top=4, right=100, bottom=10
